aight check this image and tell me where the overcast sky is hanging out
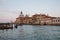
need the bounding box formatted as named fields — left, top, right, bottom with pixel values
left=0, top=0, right=60, bottom=23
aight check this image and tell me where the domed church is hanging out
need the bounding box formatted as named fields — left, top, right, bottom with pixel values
left=15, top=11, right=24, bottom=25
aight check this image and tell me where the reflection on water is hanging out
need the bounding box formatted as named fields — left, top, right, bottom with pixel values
left=0, top=25, right=60, bottom=40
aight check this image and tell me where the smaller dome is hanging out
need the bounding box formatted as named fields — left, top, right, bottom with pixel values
left=25, top=14, right=29, bottom=17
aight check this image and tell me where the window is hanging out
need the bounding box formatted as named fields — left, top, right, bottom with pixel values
left=56, top=20, right=57, bottom=22
left=58, top=20, right=60, bottom=22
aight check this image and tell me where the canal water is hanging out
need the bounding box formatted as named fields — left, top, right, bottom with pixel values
left=0, top=25, right=60, bottom=40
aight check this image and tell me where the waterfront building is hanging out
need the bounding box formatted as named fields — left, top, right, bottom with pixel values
left=51, top=17, right=60, bottom=25
left=15, top=11, right=24, bottom=25
left=32, top=14, right=52, bottom=25
left=23, top=14, right=33, bottom=24
left=15, top=12, right=60, bottom=25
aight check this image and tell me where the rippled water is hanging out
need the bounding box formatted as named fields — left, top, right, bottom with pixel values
left=0, top=25, right=60, bottom=40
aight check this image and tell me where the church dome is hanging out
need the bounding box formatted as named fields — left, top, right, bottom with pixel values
left=19, top=11, right=24, bottom=17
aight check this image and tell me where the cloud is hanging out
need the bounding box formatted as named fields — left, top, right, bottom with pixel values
left=0, top=0, right=11, bottom=5
left=0, top=9, right=18, bottom=14
left=0, top=9, right=19, bottom=23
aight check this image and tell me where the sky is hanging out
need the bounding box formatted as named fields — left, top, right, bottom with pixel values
left=0, top=0, right=60, bottom=23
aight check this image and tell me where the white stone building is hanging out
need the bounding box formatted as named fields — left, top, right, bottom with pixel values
left=51, top=17, right=60, bottom=24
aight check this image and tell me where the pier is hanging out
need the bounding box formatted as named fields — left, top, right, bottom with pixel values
left=0, top=23, right=13, bottom=29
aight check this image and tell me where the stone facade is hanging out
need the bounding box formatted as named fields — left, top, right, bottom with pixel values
left=51, top=17, right=60, bottom=25
left=32, top=14, right=52, bottom=25
left=23, top=17, right=33, bottom=24
left=15, top=11, right=24, bottom=25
